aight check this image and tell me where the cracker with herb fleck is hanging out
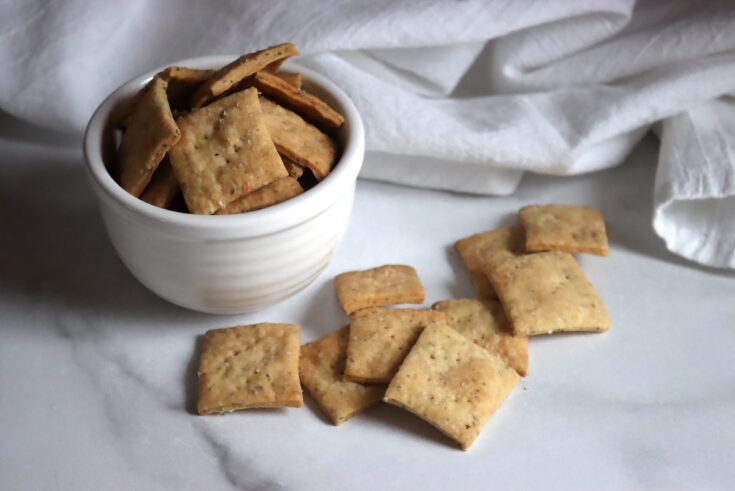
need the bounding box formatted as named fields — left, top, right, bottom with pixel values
left=139, top=159, right=180, bottom=209
left=344, top=308, right=447, bottom=383
left=384, top=323, right=519, bottom=450
left=215, top=177, right=303, bottom=215
left=259, top=97, right=338, bottom=180
left=300, top=327, right=385, bottom=425
left=486, top=251, right=611, bottom=336
left=168, top=88, right=287, bottom=215
left=117, top=76, right=181, bottom=197
left=334, top=265, right=425, bottom=315
left=159, top=66, right=216, bottom=110
left=432, top=298, right=528, bottom=376
left=253, top=71, right=344, bottom=130
left=191, top=43, right=300, bottom=108
left=519, top=204, right=608, bottom=256
left=197, top=323, right=303, bottom=415
left=454, top=226, right=525, bottom=300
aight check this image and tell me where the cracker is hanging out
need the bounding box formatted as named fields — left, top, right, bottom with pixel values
left=334, top=264, right=425, bottom=315
left=215, top=177, right=303, bottom=215
left=168, top=88, right=287, bottom=215
left=281, top=154, right=305, bottom=179
left=300, top=327, right=385, bottom=425
left=139, top=159, right=180, bottom=209
left=159, top=66, right=216, bottom=110
left=486, top=251, right=611, bottom=336
left=259, top=97, right=338, bottom=180
left=432, top=298, right=528, bottom=376
left=117, top=76, right=181, bottom=197
left=191, top=43, right=300, bottom=108
left=384, top=323, right=520, bottom=450
left=253, top=71, right=344, bottom=130
left=277, top=72, right=303, bottom=89
left=519, top=204, right=609, bottom=256
left=454, top=226, right=525, bottom=299
left=197, top=323, right=303, bottom=414
left=344, top=308, right=448, bottom=383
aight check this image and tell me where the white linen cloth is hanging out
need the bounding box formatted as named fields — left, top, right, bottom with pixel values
left=1, top=0, right=734, bottom=268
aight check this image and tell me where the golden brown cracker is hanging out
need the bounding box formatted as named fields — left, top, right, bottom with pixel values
left=197, top=323, right=303, bottom=414
left=344, top=308, right=448, bottom=383
left=519, top=204, right=609, bottom=256
left=432, top=298, right=528, bottom=376
left=384, top=323, right=520, bottom=450
left=191, top=43, right=300, bottom=108
left=215, top=177, right=303, bottom=215
left=454, top=226, right=525, bottom=299
left=334, top=264, right=425, bottom=315
left=299, top=327, right=385, bottom=425
left=118, top=76, right=181, bottom=197
left=159, top=66, right=216, bottom=110
left=253, top=71, right=344, bottom=130
left=168, top=88, right=287, bottom=215
left=281, top=154, right=305, bottom=179
left=259, top=97, right=338, bottom=180
left=486, top=250, right=611, bottom=336
left=276, top=72, right=303, bottom=89
left=139, top=159, right=180, bottom=209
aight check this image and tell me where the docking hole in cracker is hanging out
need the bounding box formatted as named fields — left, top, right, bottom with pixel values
left=109, top=42, right=344, bottom=214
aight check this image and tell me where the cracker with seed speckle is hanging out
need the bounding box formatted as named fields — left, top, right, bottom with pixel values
left=520, top=204, right=608, bottom=256
left=117, top=76, right=180, bottom=197
left=197, top=323, right=303, bottom=415
left=334, top=265, right=425, bottom=315
left=253, top=71, right=344, bottom=130
left=454, top=226, right=525, bottom=299
left=300, top=327, right=385, bottom=425
left=384, top=323, right=520, bottom=450
left=259, top=97, right=338, bottom=180
left=168, top=88, right=287, bottom=215
left=159, top=66, right=215, bottom=110
left=215, top=177, right=303, bottom=215
left=344, top=308, right=447, bottom=383
left=191, top=43, right=300, bottom=108
left=486, top=251, right=611, bottom=336
left=432, top=298, right=528, bottom=376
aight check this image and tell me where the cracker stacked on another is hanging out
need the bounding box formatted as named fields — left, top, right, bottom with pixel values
left=455, top=203, right=611, bottom=337
left=111, top=43, right=344, bottom=214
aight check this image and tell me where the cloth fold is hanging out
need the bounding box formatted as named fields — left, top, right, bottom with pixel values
left=1, top=0, right=734, bottom=268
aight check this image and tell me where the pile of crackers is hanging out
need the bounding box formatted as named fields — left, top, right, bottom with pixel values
left=196, top=205, right=611, bottom=450
left=110, top=43, right=344, bottom=215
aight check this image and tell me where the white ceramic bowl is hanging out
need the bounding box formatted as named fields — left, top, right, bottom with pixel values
left=83, top=56, right=364, bottom=314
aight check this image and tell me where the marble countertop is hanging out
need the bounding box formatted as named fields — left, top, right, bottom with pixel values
left=2, top=114, right=734, bottom=491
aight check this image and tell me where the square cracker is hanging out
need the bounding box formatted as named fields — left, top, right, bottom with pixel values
left=454, top=226, right=525, bottom=299
left=300, top=327, right=385, bottom=425
left=168, top=88, right=287, bottom=215
left=215, top=177, right=303, bottom=215
left=253, top=71, right=344, bottom=130
left=485, top=251, right=611, bottom=336
left=191, top=43, right=300, bottom=108
left=259, top=97, right=338, bottom=180
left=519, top=204, right=608, bottom=256
left=197, top=323, right=303, bottom=414
left=334, top=264, right=425, bottom=315
left=384, top=323, right=520, bottom=450
left=344, top=308, right=448, bottom=383
left=432, top=298, right=528, bottom=376
left=140, top=159, right=180, bottom=209
left=159, top=66, right=215, bottom=110
left=117, top=76, right=181, bottom=197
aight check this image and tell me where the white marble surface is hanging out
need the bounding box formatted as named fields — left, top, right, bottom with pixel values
left=2, top=115, right=734, bottom=491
